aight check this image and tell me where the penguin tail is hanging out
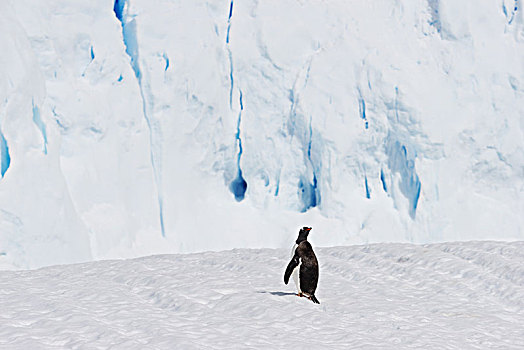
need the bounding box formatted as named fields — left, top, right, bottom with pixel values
left=310, top=295, right=320, bottom=304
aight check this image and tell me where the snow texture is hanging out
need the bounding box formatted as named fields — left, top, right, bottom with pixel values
left=0, top=0, right=523, bottom=269
left=1, top=241, right=524, bottom=349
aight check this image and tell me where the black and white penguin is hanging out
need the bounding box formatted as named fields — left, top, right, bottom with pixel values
left=284, top=227, right=320, bottom=304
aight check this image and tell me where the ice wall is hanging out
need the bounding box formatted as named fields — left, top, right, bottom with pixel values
left=0, top=1, right=92, bottom=268
left=0, top=0, right=523, bottom=269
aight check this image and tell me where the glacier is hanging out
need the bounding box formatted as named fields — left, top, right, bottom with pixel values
left=0, top=0, right=523, bottom=269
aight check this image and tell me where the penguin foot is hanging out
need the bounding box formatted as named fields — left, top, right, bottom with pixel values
left=295, top=292, right=320, bottom=304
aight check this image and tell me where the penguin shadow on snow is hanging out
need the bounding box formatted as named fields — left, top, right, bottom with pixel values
left=256, top=291, right=297, bottom=297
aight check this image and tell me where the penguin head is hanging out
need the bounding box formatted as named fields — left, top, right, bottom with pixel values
left=296, top=227, right=312, bottom=244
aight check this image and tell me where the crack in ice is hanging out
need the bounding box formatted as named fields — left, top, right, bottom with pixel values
left=113, top=0, right=165, bottom=237
left=230, top=90, right=247, bottom=201
left=32, top=100, right=48, bottom=155
left=0, top=128, right=10, bottom=178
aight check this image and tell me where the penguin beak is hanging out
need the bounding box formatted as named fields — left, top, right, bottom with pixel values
left=306, top=227, right=312, bottom=231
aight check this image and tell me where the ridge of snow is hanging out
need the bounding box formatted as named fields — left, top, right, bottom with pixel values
left=1, top=241, right=523, bottom=348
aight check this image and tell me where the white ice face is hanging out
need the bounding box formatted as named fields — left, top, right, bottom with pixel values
left=0, top=0, right=523, bottom=269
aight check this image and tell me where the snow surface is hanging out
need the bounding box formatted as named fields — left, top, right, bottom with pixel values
left=1, top=0, right=524, bottom=269
left=1, top=241, right=523, bottom=349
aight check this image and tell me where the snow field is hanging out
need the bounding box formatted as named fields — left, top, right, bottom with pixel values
left=1, top=241, right=523, bottom=349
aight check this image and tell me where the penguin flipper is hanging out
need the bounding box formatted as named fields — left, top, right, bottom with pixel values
left=284, top=254, right=299, bottom=284
left=310, top=295, right=320, bottom=304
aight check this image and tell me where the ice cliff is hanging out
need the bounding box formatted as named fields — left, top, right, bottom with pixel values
left=0, top=0, right=523, bottom=269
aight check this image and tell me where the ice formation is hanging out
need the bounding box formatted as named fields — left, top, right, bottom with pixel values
left=0, top=0, right=523, bottom=269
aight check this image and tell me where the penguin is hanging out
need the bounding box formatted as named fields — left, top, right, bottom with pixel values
left=284, top=227, right=320, bottom=304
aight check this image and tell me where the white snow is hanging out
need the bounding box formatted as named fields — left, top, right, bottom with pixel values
left=1, top=241, right=523, bottom=349
left=0, top=0, right=523, bottom=269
